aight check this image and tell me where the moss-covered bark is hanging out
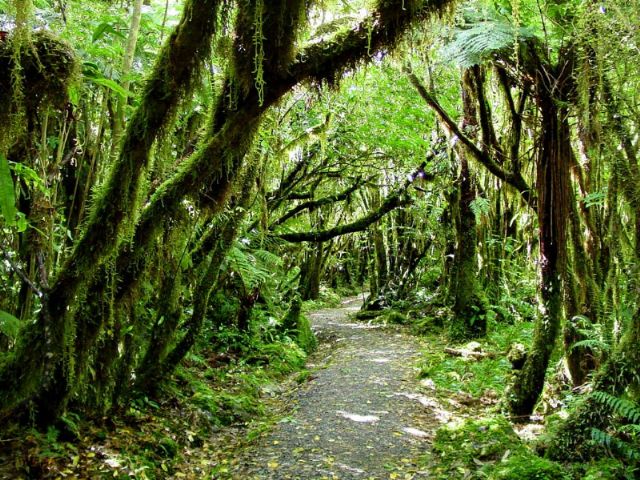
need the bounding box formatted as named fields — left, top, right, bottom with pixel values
left=1, top=0, right=456, bottom=423
left=449, top=69, right=488, bottom=340
left=276, top=192, right=410, bottom=243
left=508, top=50, right=573, bottom=416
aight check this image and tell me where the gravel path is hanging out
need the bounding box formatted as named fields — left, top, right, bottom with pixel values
left=236, top=297, right=438, bottom=479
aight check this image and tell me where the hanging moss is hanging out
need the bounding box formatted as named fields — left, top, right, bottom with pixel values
left=231, top=0, right=307, bottom=103
left=0, top=31, right=77, bottom=147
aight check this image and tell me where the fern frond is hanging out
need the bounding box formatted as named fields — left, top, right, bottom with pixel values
left=470, top=197, right=490, bottom=222
left=591, top=428, right=640, bottom=461
left=442, top=20, right=536, bottom=68
left=570, top=339, right=610, bottom=353
left=592, top=391, right=640, bottom=424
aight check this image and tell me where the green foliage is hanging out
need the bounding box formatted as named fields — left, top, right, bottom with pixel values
left=418, top=321, right=533, bottom=397
left=489, top=452, right=570, bottom=479
left=442, top=17, right=535, bottom=68
left=0, top=310, right=20, bottom=340
left=581, top=458, right=638, bottom=479
left=0, top=154, right=16, bottom=226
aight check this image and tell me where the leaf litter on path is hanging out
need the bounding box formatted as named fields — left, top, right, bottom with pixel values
left=226, top=297, right=443, bottom=479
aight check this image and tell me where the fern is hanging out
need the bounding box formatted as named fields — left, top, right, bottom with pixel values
left=470, top=197, right=490, bottom=222
left=592, top=391, right=640, bottom=424
left=571, top=338, right=610, bottom=353
left=442, top=19, right=535, bottom=68
left=591, top=428, right=640, bottom=461
left=225, top=243, right=283, bottom=291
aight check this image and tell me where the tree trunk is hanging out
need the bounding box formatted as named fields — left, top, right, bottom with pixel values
left=508, top=73, right=571, bottom=416
left=449, top=68, right=487, bottom=340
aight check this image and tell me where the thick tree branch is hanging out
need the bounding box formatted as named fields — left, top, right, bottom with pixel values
left=275, top=192, right=410, bottom=243
left=271, top=177, right=367, bottom=227
left=407, top=71, right=535, bottom=208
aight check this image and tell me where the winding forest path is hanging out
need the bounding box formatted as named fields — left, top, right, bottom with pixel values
left=235, top=297, right=438, bottom=479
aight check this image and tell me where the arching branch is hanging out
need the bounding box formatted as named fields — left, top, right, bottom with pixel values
left=406, top=71, right=535, bottom=208
left=275, top=191, right=411, bottom=243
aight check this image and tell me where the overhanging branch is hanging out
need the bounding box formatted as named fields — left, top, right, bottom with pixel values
left=406, top=71, right=535, bottom=208
left=274, top=191, right=410, bottom=243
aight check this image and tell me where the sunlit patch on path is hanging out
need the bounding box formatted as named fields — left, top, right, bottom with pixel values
left=233, top=297, right=440, bottom=479
left=336, top=411, right=381, bottom=423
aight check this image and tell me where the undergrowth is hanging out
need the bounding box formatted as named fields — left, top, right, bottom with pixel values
left=418, top=320, right=534, bottom=397
left=1, top=327, right=309, bottom=479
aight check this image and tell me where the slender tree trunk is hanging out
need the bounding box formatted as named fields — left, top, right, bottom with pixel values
left=111, top=0, right=144, bottom=156
left=449, top=68, right=487, bottom=340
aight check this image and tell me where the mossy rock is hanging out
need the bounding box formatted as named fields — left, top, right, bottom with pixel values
left=156, top=437, right=179, bottom=459
left=296, top=313, right=317, bottom=354
left=382, top=310, right=408, bottom=325
left=488, top=453, right=570, bottom=479
left=581, top=458, right=634, bottom=479
left=434, top=416, right=527, bottom=463
left=354, top=310, right=383, bottom=321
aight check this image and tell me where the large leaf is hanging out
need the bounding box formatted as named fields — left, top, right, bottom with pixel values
left=0, top=310, right=20, bottom=340
left=0, top=154, right=16, bottom=226
left=92, top=22, right=126, bottom=43
left=88, top=77, right=132, bottom=99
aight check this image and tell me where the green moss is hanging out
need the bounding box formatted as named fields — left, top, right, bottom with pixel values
left=434, top=416, right=527, bottom=463
left=431, top=416, right=568, bottom=479
left=418, top=322, right=533, bottom=398
left=383, top=310, right=408, bottom=324
left=296, top=313, right=317, bottom=354
left=581, top=458, right=636, bottom=479
left=354, top=310, right=384, bottom=321
left=489, top=453, right=570, bottom=479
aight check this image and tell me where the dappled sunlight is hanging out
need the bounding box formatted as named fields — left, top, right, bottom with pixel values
left=369, top=357, right=391, bottom=363
left=403, top=427, right=431, bottom=438
left=336, top=411, right=381, bottom=423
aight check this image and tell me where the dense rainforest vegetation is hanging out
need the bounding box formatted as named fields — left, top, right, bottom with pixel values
left=0, top=0, right=639, bottom=477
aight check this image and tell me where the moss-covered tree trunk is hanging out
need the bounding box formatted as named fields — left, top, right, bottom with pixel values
left=300, top=242, right=325, bottom=300
left=508, top=54, right=572, bottom=415
left=450, top=156, right=487, bottom=339
left=449, top=68, right=487, bottom=340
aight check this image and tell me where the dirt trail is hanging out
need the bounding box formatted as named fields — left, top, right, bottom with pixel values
left=236, top=297, right=440, bottom=479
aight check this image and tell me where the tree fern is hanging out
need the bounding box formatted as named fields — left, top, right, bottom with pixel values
left=442, top=19, right=535, bottom=68
left=225, top=242, right=283, bottom=291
